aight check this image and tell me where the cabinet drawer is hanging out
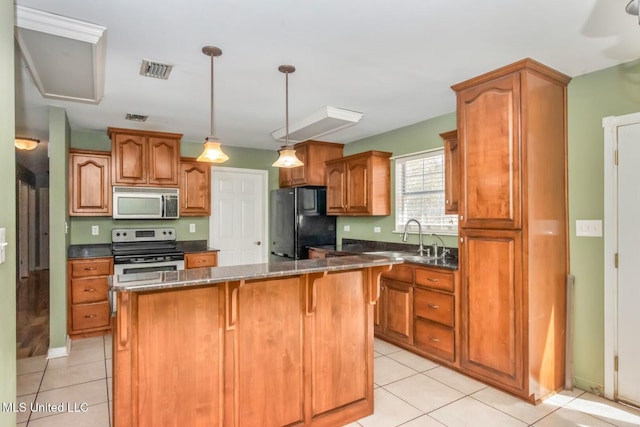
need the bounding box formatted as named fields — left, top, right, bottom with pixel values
left=71, top=259, right=112, bottom=277
left=381, top=263, right=413, bottom=283
left=415, top=268, right=453, bottom=292
left=414, top=289, right=454, bottom=327
left=414, top=319, right=454, bottom=362
left=71, top=277, right=108, bottom=304
left=185, top=252, right=218, bottom=269
left=72, top=303, right=111, bottom=331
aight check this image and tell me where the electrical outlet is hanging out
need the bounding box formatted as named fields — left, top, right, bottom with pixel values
left=189, top=223, right=196, bottom=233
left=91, top=225, right=99, bottom=236
left=343, top=225, right=351, bottom=232
left=374, top=227, right=381, bottom=233
left=576, top=220, right=602, bottom=237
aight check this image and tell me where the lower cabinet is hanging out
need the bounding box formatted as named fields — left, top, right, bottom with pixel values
left=376, top=263, right=459, bottom=367
left=67, top=257, right=113, bottom=338
left=185, top=251, right=218, bottom=268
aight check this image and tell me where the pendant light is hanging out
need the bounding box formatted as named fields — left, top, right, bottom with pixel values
left=197, top=46, right=229, bottom=163
left=272, top=65, right=303, bottom=168
left=15, top=137, right=40, bottom=151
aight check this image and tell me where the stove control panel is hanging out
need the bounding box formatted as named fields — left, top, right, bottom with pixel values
left=112, top=227, right=176, bottom=243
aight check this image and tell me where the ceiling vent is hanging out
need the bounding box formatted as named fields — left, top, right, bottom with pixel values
left=15, top=5, right=107, bottom=104
left=125, top=113, right=148, bottom=122
left=140, top=60, right=173, bottom=79
left=271, top=106, right=364, bottom=143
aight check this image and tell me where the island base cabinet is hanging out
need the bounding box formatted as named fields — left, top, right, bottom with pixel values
left=113, top=267, right=386, bottom=426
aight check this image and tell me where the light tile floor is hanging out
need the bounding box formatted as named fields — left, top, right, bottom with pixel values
left=15, top=336, right=640, bottom=426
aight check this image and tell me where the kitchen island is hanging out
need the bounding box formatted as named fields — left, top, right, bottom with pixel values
left=109, top=255, right=400, bottom=427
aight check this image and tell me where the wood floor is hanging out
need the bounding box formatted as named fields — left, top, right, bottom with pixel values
left=16, top=269, right=49, bottom=359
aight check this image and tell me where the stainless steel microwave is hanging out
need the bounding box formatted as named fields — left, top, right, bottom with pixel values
left=112, top=186, right=179, bottom=219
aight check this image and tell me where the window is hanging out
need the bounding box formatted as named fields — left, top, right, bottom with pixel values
left=394, top=149, right=458, bottom=235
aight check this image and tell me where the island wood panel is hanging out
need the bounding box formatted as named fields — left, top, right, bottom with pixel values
left=310, top=271, right=368, bottom=417
left=135, top=286, right=222, bottom=427
left=234, top=276, right=304, bottom=426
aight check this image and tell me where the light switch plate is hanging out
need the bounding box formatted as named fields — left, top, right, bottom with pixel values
left=576, top=220, right=602, bottom=237
left=0, top=228, right=6, bottom=264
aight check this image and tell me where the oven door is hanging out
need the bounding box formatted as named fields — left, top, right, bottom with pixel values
left=111, top=260, right=185, bottom=314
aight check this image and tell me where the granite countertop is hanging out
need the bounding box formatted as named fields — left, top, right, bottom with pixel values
left=109, top=254, right=402, bottom=293
left=68, top=240, right=219, bottom=259
left=310, top=239, right=459, bottom=270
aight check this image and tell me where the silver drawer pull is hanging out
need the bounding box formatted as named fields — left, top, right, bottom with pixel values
left=84, top=314, right=97, bottom=319
left=429, top=337, right=440, bottom=342
left=84, top=267, right=97, bottom=271
left=427, top=277, right=439, bottom=282
left=427, top=304, right=440, bottom=309
left=84, top=288, right=96, bottom=292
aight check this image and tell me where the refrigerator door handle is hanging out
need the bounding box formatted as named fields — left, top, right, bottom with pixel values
left=272, top=251, right=288, bottom=257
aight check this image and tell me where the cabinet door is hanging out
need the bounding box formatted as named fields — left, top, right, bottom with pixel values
left=69, top=151, right=111, bottom=215
left=112, top=133, right=147, bottom=185
left=460, top=228, right=524, bottom=391
left=326, top=161, right=347, bottom=214
left=346, top=156, right=370, bottom=214
left=289, top=144, right=308, bottom=186
left=382, top=279, right=413, bottom=345
left=441, top=130, right=459, bottom=215
left=278, top=167, right=293, bottom=188
left=180, top=160, right=211, bottom=216
left=148, top=137, right=180, bottom=186
left=458, top=73, right=521, bottom=229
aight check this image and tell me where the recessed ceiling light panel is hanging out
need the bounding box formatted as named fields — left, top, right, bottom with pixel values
left=140, top=60, right=173, bottom=79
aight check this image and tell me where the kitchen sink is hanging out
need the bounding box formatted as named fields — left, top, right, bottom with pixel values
left=363, top=251, right=437, bottom=260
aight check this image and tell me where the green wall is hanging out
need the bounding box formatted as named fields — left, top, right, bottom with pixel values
left=1, top=1, right=17, bottom=424
left=567, top=59, right=640, bottom=393
left=68, top=131, right=280, bottom=244
left=336, top=112, right=458, bottom=249
left=49, top=107, right=71, bottom=350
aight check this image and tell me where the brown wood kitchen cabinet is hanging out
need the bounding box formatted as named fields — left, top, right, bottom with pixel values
left=440, top=130, right=459, bottom=215
left=325, top=150, right=392, bottom=216
left=109, top=127, right=182, bottom=187
left=179, top=157, right=211, bottom=216
left=184, top=251, right=218, bottom=268
left=69, top=149, right=112, bottom=216
left=278, top=140, right=344, bottom=188
left=67, top=257, right=113, bottom=338
left=453, top=58, right=570, bottom=402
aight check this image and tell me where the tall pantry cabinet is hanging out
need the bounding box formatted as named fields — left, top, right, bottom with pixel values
left=452, top=59, right=570, bottom=402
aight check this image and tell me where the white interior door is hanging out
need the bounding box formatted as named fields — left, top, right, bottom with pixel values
left=210, top=167, right=268, bottom=267
left=29, top=187, right=36, bottom=272
left=615, top=121, right=640, bottom=407
left=18, top=180, right=29, bottom=278
left=39, top=188, right=49, bottom=270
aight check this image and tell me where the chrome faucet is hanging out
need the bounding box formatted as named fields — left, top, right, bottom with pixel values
left=430, top=233, right=445, bottom=258
left=402, top=218, right=425, bottom=256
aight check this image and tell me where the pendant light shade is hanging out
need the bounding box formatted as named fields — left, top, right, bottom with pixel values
left=15, top=137, right=40, bottom=151
left=197, top=46, right=229, bottom=163
left=272, top=65, right=303, bottom=168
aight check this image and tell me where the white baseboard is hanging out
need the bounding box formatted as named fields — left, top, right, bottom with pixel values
left=46, top=335, right=71, bottom=359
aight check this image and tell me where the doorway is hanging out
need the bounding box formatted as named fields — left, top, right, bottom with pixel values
left=210, top=167, right=268, bottom=266
left=603, top=112, right=640, bottom=407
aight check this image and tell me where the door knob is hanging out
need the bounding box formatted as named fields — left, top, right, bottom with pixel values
left=255, top=241, right=261, bottom=246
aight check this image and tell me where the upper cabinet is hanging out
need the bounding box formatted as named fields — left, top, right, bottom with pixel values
left=179, top=157, right=211, bottom=216
left=440, top=130, right=459, bottom=215
left=69, top=149, right=112, bottom=216
left=278, top=140, right=344, bottom=188
left=325, top=150, right=392, bottom=216
left=109, top=127, right=182, bottom=187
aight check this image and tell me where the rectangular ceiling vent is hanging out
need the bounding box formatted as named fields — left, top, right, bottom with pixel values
left=140, top=60, right=173, bottom=79
left=125, top=113, right=148, bottom=122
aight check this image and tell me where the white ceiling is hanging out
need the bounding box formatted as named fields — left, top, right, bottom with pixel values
left=13, top=0, right=640, bottom=174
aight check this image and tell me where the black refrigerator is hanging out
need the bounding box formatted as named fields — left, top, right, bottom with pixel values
left=270, top=187, right=337, bottom=262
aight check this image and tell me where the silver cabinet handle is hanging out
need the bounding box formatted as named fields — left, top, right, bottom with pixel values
left=429, top=337, right=440, bottom=342
left=427, top=303, right=439, bottom=309
left=460, top=237, right=464, bottom=243
left=84, top=288, right=96, bottom=292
